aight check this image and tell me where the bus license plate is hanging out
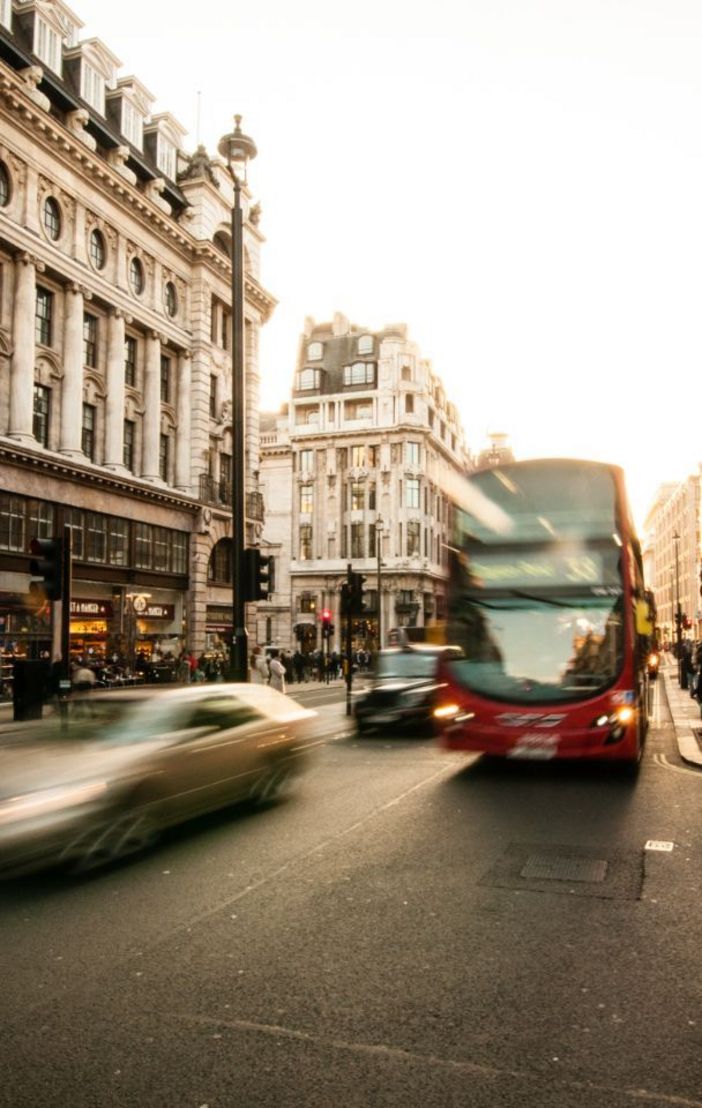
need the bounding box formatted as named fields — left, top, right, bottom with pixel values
left=508, top=733, right=559, bottom=759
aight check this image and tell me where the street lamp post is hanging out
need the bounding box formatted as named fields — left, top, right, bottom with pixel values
left=375, top=517, right=383, bottom=651
left=673, top=530, right=683, bottom=685
left=218, top=116, right=257, bottom=682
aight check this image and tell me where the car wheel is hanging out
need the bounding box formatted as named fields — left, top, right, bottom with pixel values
left=63, top=809, right=160, bottom=875
left=250, top=759, right=294, bottom=804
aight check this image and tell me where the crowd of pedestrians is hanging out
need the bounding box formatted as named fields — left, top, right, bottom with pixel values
left=674, top=639, right=702, bottom=705
left=249, top=647, right=373, bottom=690
left=62, top=645, right=376, bottom=696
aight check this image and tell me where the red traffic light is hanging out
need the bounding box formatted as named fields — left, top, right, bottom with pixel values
left=320, top=609, right=332, bottom=621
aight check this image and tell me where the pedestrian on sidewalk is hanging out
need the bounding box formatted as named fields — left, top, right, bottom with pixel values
left=268, top=650, right=286, bottom=693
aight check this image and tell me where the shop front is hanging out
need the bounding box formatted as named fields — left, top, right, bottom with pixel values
left=69, top=598, right=114, bottom=665
left=204, top=606, right=232, bottom=665
left=0, top=592, right=52, bottom=699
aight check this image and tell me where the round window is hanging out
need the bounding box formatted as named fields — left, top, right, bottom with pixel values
left=129, top=256, right=144, bottom=296
left=164, top=281, right=178, bottom=318
left=43, top=196, right=61, bottom=241
left=89, top=229, right=106, bottom=271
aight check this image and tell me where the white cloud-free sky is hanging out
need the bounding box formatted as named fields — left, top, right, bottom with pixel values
left=81, top=0, right=702, bottom=528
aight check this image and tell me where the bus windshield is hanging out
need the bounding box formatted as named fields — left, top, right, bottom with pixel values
left=445, top=460, right=627, bottom=705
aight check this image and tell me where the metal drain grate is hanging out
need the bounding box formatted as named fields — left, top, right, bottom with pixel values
left=479, top=842, right=643, bottom=900
left=520, top=854, right=608, bottom=883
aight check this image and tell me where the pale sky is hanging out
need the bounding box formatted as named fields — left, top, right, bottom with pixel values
left=82, top=0, right=702, bottom=529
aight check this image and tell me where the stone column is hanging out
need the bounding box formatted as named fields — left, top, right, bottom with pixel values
left=141, top=331, right=162, bottom=481
left=59, top=283, right=88, bottom=456
left=8, top=253, right=42, bottom=443
left=174, top=350, right=192, bottom=492
left=104, top=309, right=128, bottom=470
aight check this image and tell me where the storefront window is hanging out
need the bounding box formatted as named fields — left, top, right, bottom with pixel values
left=172, top=533, right=188, bottom=574
left=27, top=499, right=55, bottom=543
left=135, top=522, right=151, bottom=569
left=109, top=518, right=129, bottom=566
left=66, top=507, right=84, bottom=560
left=0, top=494, right=25, bottom=551
left=153, top=527, right=169, bottom=571
left=86, top=512, right=107, bottom=563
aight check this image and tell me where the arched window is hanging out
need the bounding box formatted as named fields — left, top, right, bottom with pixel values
left=208, top=538, right=233, bottom=584
left=214, top=232, right=231, bottom=258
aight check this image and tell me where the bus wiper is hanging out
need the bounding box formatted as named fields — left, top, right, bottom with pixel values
left=507, top=589, right=573, bottom=608
left=464, top=589, right=573, bottom=609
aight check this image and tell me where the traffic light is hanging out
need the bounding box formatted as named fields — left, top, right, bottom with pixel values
left=350, top=572, right=367, bottom=615
left=320, top=609, right=334, bottom=638
left=29, top=536, right=63, bottom=601
left=244, top=549, right=274, bottom=602
left=340, top=583, right=351, bottom=617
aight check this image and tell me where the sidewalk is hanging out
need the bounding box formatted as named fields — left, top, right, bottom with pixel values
left=660, top=658, right=702, bottom=768
left=0, top=676, right=351, bottom=726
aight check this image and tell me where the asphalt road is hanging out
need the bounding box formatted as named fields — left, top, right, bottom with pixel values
left=1, top=681, right=701, bottom=1107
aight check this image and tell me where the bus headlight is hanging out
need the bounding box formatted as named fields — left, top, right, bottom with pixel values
left=433, top=704, right=475, bottom=724
left=591, top=705, right=635, bottom=743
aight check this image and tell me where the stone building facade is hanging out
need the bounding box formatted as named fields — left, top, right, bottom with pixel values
left=0, top=0, right=274, bottom=674
left=643, top=477, right=701, bottom=644
left=259, top=313, right=470, bottom=654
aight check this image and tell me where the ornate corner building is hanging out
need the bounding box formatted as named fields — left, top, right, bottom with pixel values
left=258, top=313, right=471, bottom=654
left=0, top=0, right=275, bottom=670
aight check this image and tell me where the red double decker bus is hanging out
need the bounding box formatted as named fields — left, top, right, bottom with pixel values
left=435, top=458, right=652, bottom=766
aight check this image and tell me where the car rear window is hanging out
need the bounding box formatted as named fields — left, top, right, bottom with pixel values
left=375, top=654, right=439, bottom=679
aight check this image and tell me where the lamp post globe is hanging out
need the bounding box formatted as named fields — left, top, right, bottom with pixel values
left=217, top=115, right=257, bottom=682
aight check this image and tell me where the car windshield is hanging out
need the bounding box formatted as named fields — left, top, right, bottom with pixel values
left=375, top=654, right=439, bottom=679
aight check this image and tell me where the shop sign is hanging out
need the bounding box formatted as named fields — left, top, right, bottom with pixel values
left=206, top=606, right=233, bottom=626
left=70, top=598, right=114, bottom=618
left=136, top=603, right=175, bottom=620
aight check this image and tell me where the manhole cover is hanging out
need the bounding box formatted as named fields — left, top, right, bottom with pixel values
left=480, top=842, right=643, bottom=900
left=520, top=854, right=608, bottom=883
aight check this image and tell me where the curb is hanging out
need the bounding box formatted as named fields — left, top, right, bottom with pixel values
left=660, top=663, right=702, bottom=768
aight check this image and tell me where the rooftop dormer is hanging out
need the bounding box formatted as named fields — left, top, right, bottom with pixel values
left=63, top=37, right=120, bottom=116
left=106, top=75, right=155, bottom=153
left=144, top=112, right=188, bottom=182
left=14, top=0, right=83, bottom=76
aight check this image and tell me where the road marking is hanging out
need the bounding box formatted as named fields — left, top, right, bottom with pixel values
left=157, top=1009, right=702, bottom=1107
left=653, top=752, right=701, bottom=777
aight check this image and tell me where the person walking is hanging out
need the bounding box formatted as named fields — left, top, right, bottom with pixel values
left=293, top=650, right=305, bottom=684
left=268, top=649, right=286, bottom=693
left=251, top=647, right=269, bottom=684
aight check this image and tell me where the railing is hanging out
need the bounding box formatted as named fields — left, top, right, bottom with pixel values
left=199, top=474, right=231, bottom=506
left=198, top=479, right=265, bottom=523
left=246, top=491, right=265, bottom=522
left=395, top=601, right=420, bottom=614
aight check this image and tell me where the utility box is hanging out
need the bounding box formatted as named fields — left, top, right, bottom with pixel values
left=13, top=658, right=50, bottom=721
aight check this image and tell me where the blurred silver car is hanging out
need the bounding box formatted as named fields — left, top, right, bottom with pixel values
left=0, top=683, right=317, bottom=877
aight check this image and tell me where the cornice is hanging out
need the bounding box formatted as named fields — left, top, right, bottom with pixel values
left=191, top=242, right=276, bottom=321
left=0, top=67, right=274, bottom=286
left=0, top=440, right=200, bottom=513
left=0, top=69, right=196, bottom=250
